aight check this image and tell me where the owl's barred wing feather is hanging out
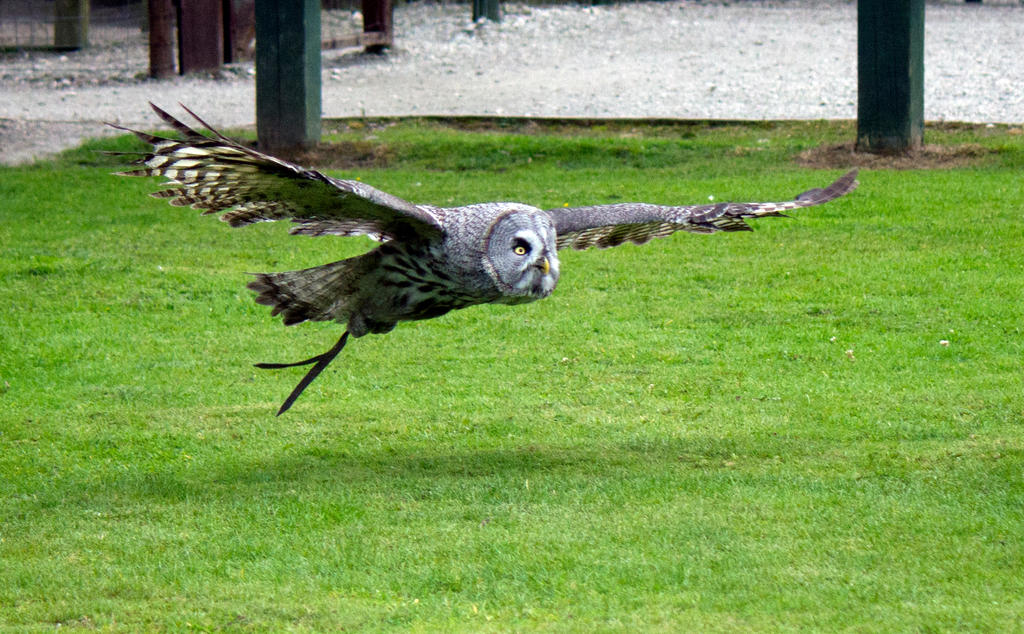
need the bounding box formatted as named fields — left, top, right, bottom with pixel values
left=549, top=169, right=858, bottom=250
left=112, top=103, right=444, bottom=242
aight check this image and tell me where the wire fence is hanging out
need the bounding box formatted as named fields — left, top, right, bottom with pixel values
left=0, top=0, right=144, bottom=49
left=1, top=0, right=1020, bottom=53
left=0, top=0, right=371, bottom=51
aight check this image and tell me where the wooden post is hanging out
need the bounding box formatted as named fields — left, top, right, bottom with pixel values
left=473, top=0, right=501, bottom=23
left=178, top=0, right=224, bottom=73
left=54, top=0, right=89, bottom=50
left=857, top=0, right=924, bottom=154
left=362, top=0, right=394, bottom=53
left=224, top=0, right=257, bottom=63
left=255, top=0, right=322, bottom=154
left=148, top=0, right=176, bottom=78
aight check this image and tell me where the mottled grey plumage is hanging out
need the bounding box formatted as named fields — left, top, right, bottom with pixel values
left=114, top=104, right=858, bottom=414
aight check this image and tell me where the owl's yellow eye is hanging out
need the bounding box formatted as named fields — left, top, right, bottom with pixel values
left=513, top=245, right=527, bottom=255
left=512, top=239, right=531, bottom=256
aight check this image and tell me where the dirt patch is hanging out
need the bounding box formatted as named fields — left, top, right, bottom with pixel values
left=246, top=139, right=395, bottom=169
left=796, top=141, right=996, bottom=170
left=296, top=140, right=396, bottom=169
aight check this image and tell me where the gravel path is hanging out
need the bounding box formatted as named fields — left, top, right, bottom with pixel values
left=1, top=0, right=1022, bottom=165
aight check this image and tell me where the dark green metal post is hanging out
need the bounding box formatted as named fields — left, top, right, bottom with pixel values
left=473, top=0, right=501, bottom=23
left=857, top=0, right=924, bottom=154
left=255, top=0, right=321, bottom=154
left=54, top=0, right=89, bottom=50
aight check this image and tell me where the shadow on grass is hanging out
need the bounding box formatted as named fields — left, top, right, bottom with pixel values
left=65, top=434, right=792, bottom=510
left=133, top=443, right=673, bottom=498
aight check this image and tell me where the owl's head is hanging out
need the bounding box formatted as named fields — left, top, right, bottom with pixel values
left=483, top=206, right=560, bottom=304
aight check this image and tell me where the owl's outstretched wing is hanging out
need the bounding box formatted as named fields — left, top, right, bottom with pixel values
left=548, top=170, right=858, bottom=251
left=112, top=103, right=443, bottom=242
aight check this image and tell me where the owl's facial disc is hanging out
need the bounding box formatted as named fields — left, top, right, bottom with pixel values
left=509, top=229, right=559, bottom=298
left=485, top=212, right=560, bottom=303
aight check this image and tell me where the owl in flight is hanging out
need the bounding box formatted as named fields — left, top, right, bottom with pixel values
left=114, top=104, right=858, bottom=415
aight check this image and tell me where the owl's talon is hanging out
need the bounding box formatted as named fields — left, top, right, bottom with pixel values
left=258, top=331, right=350, bottom=416
left=254, top=356, right=322, bottom=369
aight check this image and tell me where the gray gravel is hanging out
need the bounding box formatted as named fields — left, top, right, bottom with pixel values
left=1, top=0, right=1022, bottom=165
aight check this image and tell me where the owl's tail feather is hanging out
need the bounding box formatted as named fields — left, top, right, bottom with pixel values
left=255, top=331, right=349, bottom=416
left=248, top=252, right=377, bottom=326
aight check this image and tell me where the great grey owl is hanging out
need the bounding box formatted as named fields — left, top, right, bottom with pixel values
left=114, top=104, right=858, bottom=414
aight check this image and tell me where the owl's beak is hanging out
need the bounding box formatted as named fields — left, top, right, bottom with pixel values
left=538, top=256, right=551, bottom=275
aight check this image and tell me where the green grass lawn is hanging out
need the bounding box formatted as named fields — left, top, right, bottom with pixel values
left=1, top=119, right=1022, bottom=631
